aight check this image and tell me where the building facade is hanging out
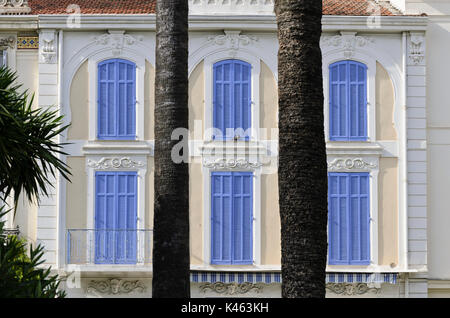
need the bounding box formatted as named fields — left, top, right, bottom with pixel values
left=0, top=0, right=443, bottom=298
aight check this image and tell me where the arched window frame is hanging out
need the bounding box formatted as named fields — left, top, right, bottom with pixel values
left=97, top=58, right=137, bottom=140
left=329, top=60, right=368, bottom=141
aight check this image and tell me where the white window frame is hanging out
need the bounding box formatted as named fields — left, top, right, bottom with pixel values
left=88, top=51, right=145, bottom=142
left=323, top=52, right=376, bottom=143
left=326, top=156, right=380, bottom=270
left=202, top=162, right=262, bottom=268
left=85, top=155, right=148, bottom=265
left=203, top=51, right=261, bottom=142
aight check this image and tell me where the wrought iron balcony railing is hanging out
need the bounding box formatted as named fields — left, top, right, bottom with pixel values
left=67, top=229, right=153, bottom=265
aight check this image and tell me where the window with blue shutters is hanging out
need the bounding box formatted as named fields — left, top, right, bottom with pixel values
left=329, top=60, right=368, bottom=141
left=213, top=59, right=252, bottom=141
left=95, top=171, right=137, bottom=264
left=98, top=59, right=136, bottom=140
left=328, top=172, right=370, bottom=265
left=211, top=172, right=253, bottom=265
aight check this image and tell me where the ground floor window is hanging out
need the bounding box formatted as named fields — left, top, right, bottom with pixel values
left=211, top=171, right=253, bottom=265
left=328, top=172, right=370, bottom=265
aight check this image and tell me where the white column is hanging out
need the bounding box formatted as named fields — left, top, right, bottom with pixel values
left=36, top=29, right=59, bottom=266
left=406, top=31, right=428, bottom=297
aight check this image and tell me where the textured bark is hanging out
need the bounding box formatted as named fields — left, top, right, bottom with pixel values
left=152, top=0, right=190, bottom=298
left=275, top=0, right=328, bottom=298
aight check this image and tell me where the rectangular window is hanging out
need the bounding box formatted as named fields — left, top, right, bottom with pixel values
left=211, top=172, right=253, bottom=265
left=329, top=60, right=367, bottom=141
left=95, top=171, right=137, bottom=264
left=328, top=172, right=370, bottom=265
left=98, top=59, right=136, bottom=140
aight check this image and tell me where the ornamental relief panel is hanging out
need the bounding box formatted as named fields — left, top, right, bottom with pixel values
left=321, top=31, right=375, bottom=59
left=199, top=282, right=266, bottom=295
left=327, top=157, right=378, bottom=172
left=87, top=279, right=146, bottom=295
left=87, top=157, right=145, bottom=170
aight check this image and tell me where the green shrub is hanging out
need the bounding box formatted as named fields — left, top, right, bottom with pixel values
left=0, top=210, right=66, bottom=298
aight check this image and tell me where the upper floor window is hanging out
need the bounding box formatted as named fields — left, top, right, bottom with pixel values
left=213, top=59, right=251, bottom=141
left=211, top=171, right=253, bottom=265
left=328, top=172, right=370, bottom=265
left=329, top=60, right=367, bottom=141
left=98, top=59, right=136, bottom=140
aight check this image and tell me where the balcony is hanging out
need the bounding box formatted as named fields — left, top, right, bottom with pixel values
left=67, top=229, right=153, bottom=265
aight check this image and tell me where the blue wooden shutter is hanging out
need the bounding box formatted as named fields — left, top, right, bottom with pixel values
left=232, top=172, right=253, bottom=264
left=211, top=172, right=232, bottom=264
left=98, top=59, right=136, bottom=140
left=98, top=60, right=116, bottom=139
left=328, top=172, right=370, bottom=265
left=211, top=172, right=253, bottom=265
left=329, top=61, right=367, bottom=141
left=95, top=171, right=137, bottom=264
left=213, top=60, right=251, bottom=140
left=95, top=172, right=116, bottom=264
left=115, top=172, right=137, bottom=264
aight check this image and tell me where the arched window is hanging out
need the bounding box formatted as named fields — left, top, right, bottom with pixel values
left=329, top=60, right=367, bottom=141
left=98, top=59, right=136, bottom=140
left=213, top=59, right=251, bottom=140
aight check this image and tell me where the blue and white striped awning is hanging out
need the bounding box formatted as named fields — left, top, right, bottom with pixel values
left=326, top=273, right=398, bottom=284
left=191, top=272, right=282, bottom=284
left=190, top=272, right=398, bottom=285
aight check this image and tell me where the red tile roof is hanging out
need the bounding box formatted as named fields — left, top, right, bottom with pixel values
left=23, top=0, right=400, bottom=16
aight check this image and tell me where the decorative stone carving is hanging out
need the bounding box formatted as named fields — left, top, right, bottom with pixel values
left=203, top=158, right=263, bottom=169
left=94, top=30, right=143, bottom=56
left=328, top=158, right=377, bottom=171
left=409, top=33, right=425, bottom=65
left=0, top=36, right=15, bottom=49
left=326, top=283, right=380, bottom=296
left=189, top=0, right=274, bottom=15
left=321, top=32, right=374, bottom=58
left=40, top=30, right=57, bottom=64
left=199, top=282, right=265, bottom=295
left=0, top=0, right=31, bottom=14
left=87, top=157, right=145, bottom=170
left=87, top=279, right=146, bottom=295
left=208, top=31, right=258, bottom=56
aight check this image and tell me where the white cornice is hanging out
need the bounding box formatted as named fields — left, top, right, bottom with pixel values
left=31, top=14, right=428, bottom=32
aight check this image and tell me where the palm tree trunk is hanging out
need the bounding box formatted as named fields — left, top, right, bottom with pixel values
left=152, top=0, right=190, bottom=298
left=275, top=0, right=328, bottom=298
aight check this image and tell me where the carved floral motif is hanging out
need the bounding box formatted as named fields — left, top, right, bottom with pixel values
left=87, top=157, right=145, bottom=170
left=203, top=158, right=263, bottom=169
left=0, top=0, right=31, bottom=14
left=199, top=282, right=265, bottom=295
left=87, top=279, right=146, bottom=295
left=328, top=158, right=377, bottom=171
left=326, top=283, right=380, bottom=296
left=321, top=32, right=374, bottom=58
left=409, top=33, right=425, bottom=65
left=94, top=31, right=143, bottom=56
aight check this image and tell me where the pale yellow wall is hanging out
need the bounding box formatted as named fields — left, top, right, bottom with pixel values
left=376, top=62, right=397, bottom=141
left=145, top=62, right=155, bottom=140
left=261, top=173, right=281, bottom=265
left=189, top=61, right=204, bottom=137
left=68, top=61, right=89, bottom=140
left=16, top=51, right=39, bottom=110
left=189, top=162, right=204, bottom=265
left=260, top=61, right=278, bottom=139
left=378, top=158, right=399, bottom=266
left=66, top=157, right=87, bottom=229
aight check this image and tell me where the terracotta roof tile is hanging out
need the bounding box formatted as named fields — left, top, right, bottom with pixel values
left=22, top=0, right=400, bottom=16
